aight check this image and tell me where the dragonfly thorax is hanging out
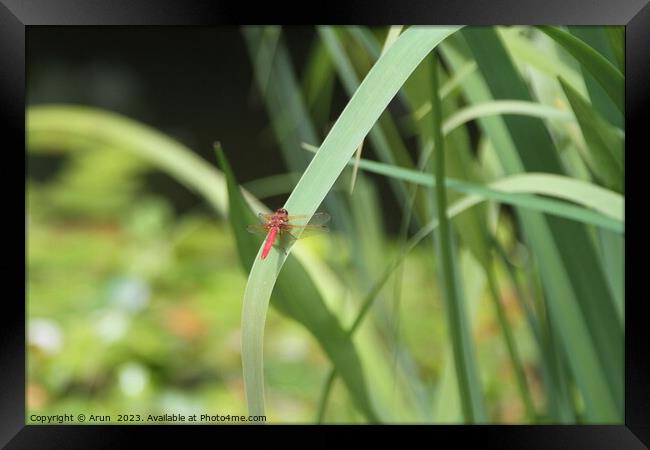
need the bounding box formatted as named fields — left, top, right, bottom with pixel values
left=269, top=208, right=289, bottom=227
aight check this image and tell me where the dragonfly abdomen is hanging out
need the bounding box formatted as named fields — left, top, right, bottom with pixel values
left=261, top=226, right=279, bottom=259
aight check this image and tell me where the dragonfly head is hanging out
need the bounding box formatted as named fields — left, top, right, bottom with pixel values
left=276, top=207, right=289, bottom=218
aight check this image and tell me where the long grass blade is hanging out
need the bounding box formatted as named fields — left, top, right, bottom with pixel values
left=492, top=238, right=575, bottom=422
left=598, top=229, right=624, bottom=322
left=300, top=38, right=336, bottom=129
left=430, top=51, right=483, bottom=422
left=303, top=144, right=623, bottom=232
left=496, top=27, right=587, bottom=96
left=317, top=189, right=518, bottom=422
left=27, top=105, right=263, bottom=216
left=537, top=26, right=623, bottom=114
left=567, top=26, right=623, bottom=128
left=216, top=145, right=380, bottom=422
left=317, top=26, right=415, bottom=210
left=456, top=28, right=622, bottom=421
left=240, top=26, right=461, bottom=418
left=243, top=26, right=353, bottom=235
left=484, top=262, right=536, bottom=420
left=559, top=77, right=624, bottom=193
left=605, top=27, right=625, bottom=72
left=346, top=25, right=403, bottom=194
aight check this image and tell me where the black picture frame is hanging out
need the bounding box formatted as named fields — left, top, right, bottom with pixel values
left=4, top=0, right=648, bottom=446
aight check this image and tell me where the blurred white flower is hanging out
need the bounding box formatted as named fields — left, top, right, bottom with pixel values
left=109, top=277, right=150, bottom=313
left=29, top=319, right=63, bottom=354
left=96, top=309, right=129, bottom=343
left=118, top=362, right=149, bottom=397
left=274, top=334, right=309, bottom=362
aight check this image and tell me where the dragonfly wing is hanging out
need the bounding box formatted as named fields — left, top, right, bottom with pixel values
left=258, top=212, right=274, bottom=222
left=282, top=223, right=329, bottom=239
left=247, top=224, right=269, bottom=236
left=284, top=212, right=331, bottom=226
left=282, top=214, right=311, bottom=221
left=307, top=212, right=331, bottom=226
left=251, top=211, right=330, bottom=241
left=288, top=212, right=330, bottom=238
left=278, top=231, right=297, bottom=247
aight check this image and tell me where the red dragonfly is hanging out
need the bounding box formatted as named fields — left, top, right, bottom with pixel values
left=247, top=208, right=331, bottom=259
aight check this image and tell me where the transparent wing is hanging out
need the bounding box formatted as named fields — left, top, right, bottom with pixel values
left=252, top=212, right=330, bottom=241
left=285, top=212, right=331, bottom=226
left=282, top=224, right=329, bottom=240
left=281, top=212, right=330, bottom=240
left=280, top=214, right=310, bottom=220
left=247, top=224, right=270, bottom=236
left=257, top=211, right=331, bottom=224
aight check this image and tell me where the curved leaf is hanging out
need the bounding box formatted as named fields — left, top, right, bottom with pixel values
left=216, top=146, right=379, bottom=423
left=27, top=105, right=263, bottom=216
left=458, top=28, right=622, bottom=421
left=303, top=144, right=623, bottom=232
left=559, top=77, right=624, bottom=193
left=537, top=26, right=623, bottom=113
left=240, top=26, right=462, bottom=418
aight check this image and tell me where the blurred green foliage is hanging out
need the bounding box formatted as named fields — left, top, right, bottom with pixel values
left=27, top=25, right=623, bottom=424
left=27, top=143, right=537, bottom=422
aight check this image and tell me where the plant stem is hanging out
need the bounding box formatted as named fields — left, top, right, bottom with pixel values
left=316, top=369, right=337, bottom=423
left=431, top=51, right=475, bottom=423
left=485, top=262, right=537, bottom=420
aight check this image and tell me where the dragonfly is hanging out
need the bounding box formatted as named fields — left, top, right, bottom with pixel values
left=247, top=208, right=331, bottom=259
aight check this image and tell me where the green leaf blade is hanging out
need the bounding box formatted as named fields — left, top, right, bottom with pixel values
left=240, top=26, right=462, bottom=418
left=559, top=78, right=624, bottom=193
left=537, top=26, right=624, bottom=114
